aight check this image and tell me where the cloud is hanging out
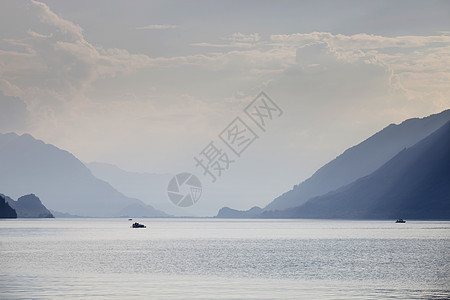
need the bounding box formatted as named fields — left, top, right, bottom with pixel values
left=30, top=0, right=84, bottom=42
left=0, top=0, right=153, bottom=111
left=269, top=32, right=450, bottom=49
left=266, top=32, right=450, bottom=108
left=227, top=32, right=260, bottom=43
left=191, top=42, right=252, bottom=48
left=4, top=2, right=446, bottom=118
left=136, top=24, right=178, bottom=30
left=192, top=32, right=261, bottom=49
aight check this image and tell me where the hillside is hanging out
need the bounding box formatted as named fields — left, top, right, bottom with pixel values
left=270, top=121, right=450, bottom=219
left=265, top=109, right=450, bottom=211
left=86, top=162, right=180, bottom=215
left=5, top=194, right=54, bottom=218
left=0, top=195, right=16, bottom=218
left=0, top=133, right=167, bottom=217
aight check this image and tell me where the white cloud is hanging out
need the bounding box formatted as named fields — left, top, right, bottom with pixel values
left=191, top=42, right=253, bottom=48
left=30, top=0, right=84, bottom=41
left=269, top=32, right=450, bottom=49
left=227, top=32, right=260, bottom=43
left=0, top=1, right=153, bottom=109
left=2, top=2, right=448, bottom=140
left=192, top=32, right=262, bottom=48
left=136, top=24, right=178, bottom=30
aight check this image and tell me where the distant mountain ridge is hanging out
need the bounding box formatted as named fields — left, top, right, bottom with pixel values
left=266, top=120, right=450, bottom=219
left=215, top=109, right=450, bottom=218
left=86, top=162, right=180, bottom=216
left=0, top=133, right=167, bottom=217
left=265, top=109, right=450, bottom=212
left=49, top=210, right=86, bottom=218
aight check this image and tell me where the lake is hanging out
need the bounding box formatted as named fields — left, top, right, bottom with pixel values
left=1, top=218, right=449, bottom=299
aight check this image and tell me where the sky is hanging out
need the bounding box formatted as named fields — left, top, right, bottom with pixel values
left=0, top=0, right=449, bottom=215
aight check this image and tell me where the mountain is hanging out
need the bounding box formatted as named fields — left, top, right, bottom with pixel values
left=216, top=206, right=263, bottom=218
left=5, top=194, right=54, bottom=218
left=0, top=194, right=17, bottom=218
left=267, top=120, right=450, bottom=219
left=0, top=133, right=167, bottom=217
left=86, top=162, right=181, bottom=215
left=264, top=109, right=450, bottom=212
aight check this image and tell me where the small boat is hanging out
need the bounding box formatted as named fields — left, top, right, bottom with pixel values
left=132, top=222, right=146, bottom=228
left=395, top=218, right=406, bottom=223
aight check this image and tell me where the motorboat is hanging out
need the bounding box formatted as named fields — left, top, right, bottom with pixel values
left=395, top=218, right=406, bottom=223
left=132, top=222, right=146, bottom=228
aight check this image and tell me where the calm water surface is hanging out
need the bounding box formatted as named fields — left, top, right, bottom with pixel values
left=1, top=218, right=449, bottom=299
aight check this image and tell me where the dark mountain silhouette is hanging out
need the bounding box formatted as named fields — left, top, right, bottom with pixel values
left=266, top=120, right=450, bottom=219
left=0, top=194, right=17, bottom=218
left=0, top=133, right=167, bottom=217
left=5, top=194, right=54, bottom=218
left=265, top=109, right=450, bottom=212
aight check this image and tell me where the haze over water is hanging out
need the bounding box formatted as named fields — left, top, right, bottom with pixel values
left=1, top=219, right=449, bottom=299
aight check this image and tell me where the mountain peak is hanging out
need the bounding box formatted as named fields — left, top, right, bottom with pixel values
left=6, top=193, right=54, bottom=218
left=264, top=109, right=450, bottom=211
left=280, top=120, right=450, bottom=219
left=0, top=133, right=153, bottom=217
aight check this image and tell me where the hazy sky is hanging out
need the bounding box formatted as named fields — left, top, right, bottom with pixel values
left=1, top=0, right=449, bottom=215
